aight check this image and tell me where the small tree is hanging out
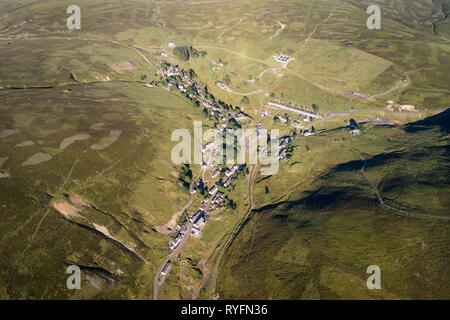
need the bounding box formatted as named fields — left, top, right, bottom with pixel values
left=241, top=96, right=250, bottom=105
left=349, top=119, right=358, bottom=129
left=223, top=74, right=232, bottom=85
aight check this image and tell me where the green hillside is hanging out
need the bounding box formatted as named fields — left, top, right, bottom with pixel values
left=0, top=0, right=448, bottom=300
left=217, top=110, right=449, bottom=300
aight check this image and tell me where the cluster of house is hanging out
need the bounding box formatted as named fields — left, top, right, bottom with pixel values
left=217, top=164, right=243, bottom=192
left=169, top=212, right=205, bottom=251
left=150, top=58, right=307, bottom=253
left=205, top=163, right=242, bottom=193
left=189, top=210, right=206, bottom=237
left=169, top=226, right=186, bottom=251
left=168, top=208, right=207, bottom=251
left=200, top=140, right=222, bottom=170
left=231, top=111, right=249, bottom=122
left=260, top=110, right=271, bottom=117
left=190, top=177, right=204, bottom=195
left=254, top=121, right=265, bottom=136
left=166, top=66, right=180, bottom=77
left=202, top=100, right=223, bottom=118
left=168, top=163, right=244, bottom=251
left=291, top=119, right=306, bottom=129
left=156, top=64, right=204, bottom=101
left=273, top=54, right=293, bottom=63
left=273, top=114, right=313, bottom=136
left=145, top=63, right=203, bottom=101
left=211, top=191, right=225, bottom=206
left=276, top=137, right=292, bottom=160
left=150, top=57, right=304, bottom=255
left=274, top=114, right=288, bottom=124
left=223, top=164, right=241, bottom=188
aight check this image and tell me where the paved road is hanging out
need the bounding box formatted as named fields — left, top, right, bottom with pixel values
left=153, top=193, right=215, bottom=300
left=153, top=222, right=193, bottom=300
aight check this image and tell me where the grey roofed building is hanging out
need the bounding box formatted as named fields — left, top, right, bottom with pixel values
left=189, top=210, right=203, bottom=223
left=161, top=261, right=171, bottom=276
left=268, top=101, right=320, bottom=119
left=193, top=212, right=206, bottom=229
left=292, top=119, right=306, bottom=129
left=276, top=148, right=287, bottom=160
left=223, top=176, right=233, bottom=188
left=212, top=191, right=225, bottom=204
left=275, top=115, right=288, bottom=124
left=169, top=232, right=183, bottom=251
left=209, top=183, right=219, bottom=195
left=212, top=168, right=221, bottom=178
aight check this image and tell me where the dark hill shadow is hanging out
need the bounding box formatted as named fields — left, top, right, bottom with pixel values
left=405, top=108, right=450, bottom=133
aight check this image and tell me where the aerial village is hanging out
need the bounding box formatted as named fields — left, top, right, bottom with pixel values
left=146, top=54, right=323, bottom=253
left=149, top=50, right=397, bottom=283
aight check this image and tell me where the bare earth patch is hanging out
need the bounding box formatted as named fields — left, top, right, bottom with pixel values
left=15, top=140, right=35, bottom=147
left=93, top=223, right=114, bottom=238
left=53, top=201, right=147, bottom=263
left=86, top=275, right=102, bottom=290
left=92, top=223, right=148, bottom=263
left=90, top=122, right=106, bottom=131
left=109, top=129, right=122, bottom=137
left=59, top=133, right=91, bottom=150
left=90, top=130, right=122, bottom=150
left=53, top=201, right=85, bottom=220
left=0, top=128, right=20, bottom=139
left=68, top=194, right=91, bottom=207
left=21, top=152, right=53, bottom=166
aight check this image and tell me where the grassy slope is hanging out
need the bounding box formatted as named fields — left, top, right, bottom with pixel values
left=0, top=0, right=448, bottom=299
left=0, top=82, right=205, bottom=299
left=3, top=0, right=447, bottom=111
left=217, top=110, right=449, bottom=300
